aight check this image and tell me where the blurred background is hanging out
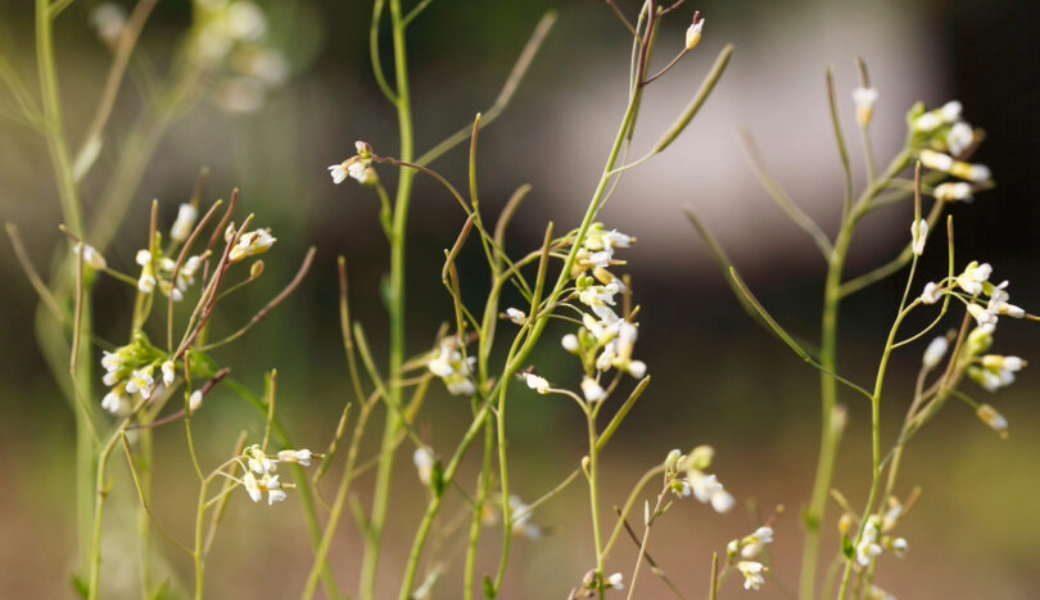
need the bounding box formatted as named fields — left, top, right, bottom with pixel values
left=2, top=0, right=1039, bottom=598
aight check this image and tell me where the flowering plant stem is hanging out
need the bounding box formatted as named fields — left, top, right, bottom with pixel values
left=359, top=0, right=416, bottom=597
left=799, top=148, right=912, bottom=600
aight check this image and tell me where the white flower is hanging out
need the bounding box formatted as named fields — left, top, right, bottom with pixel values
left=956, top=261, right=992, bottom=296
left=946, top=122, right=974, bottom=156
left=189, top=390, right=204, bottom=413
left=856, top=516, right=883, bottom=567
left=581, top=376, right=606, bottom=402
left=137, top=272, right=156, bottom=293
left=684, top=16, right=704, bottom=50
left=912, top=112, right=943, bottom=132
left=737, top=561, right=766, bottom=591
left=245, top=445, right=277, bottom=474
left=976, top=404, right=1008, bottom=433
left=101, top=351, right=122, bottom=372
left=125, top=368, right=155, bottom=400
left=910, top=219, right=928, bottom=256
left=939, top=100, right=963, bottom=122
left=278, top=449, right=314, bottom=466
left=243, top=471, right=263, bottom=502
left=605, top=572, right=624, bottom=591
left=229, top=229, right=276, bottom=262
left=562, top=334, right=579, bottom=353
left=981, top=355, right=1025, bottom=372
left=922, top=336, right=949, bottom=369
left=852, top=87, right=878, bottom=127
left=890, top=537, right=909, bottom=557
left=934, top=182, right=973, bottom=203
left=919, top=149, right=954, bottom=172
left=920, top=282, right=941, bottom=305
left=967, top=303, right=998, bottom=334
left=710, top=489, right=735, bottom=513
left=161, top=360, right=176, bottom=386
left=522, top=373, right=550, bottom=394
left=688, top=471, right=734, bottom=513
left=170, top=203, right=199, bottom=243
left=505, top=308, right=526, bottom=325
left=101, top=389, right=128, bottom=415
left=413, top=446, right=435, bottom=486
left=74, top=243, right=107, bottom=270
left=328, top=163, right=349, bottom=184
left=740, top=525, right=774, bottom=558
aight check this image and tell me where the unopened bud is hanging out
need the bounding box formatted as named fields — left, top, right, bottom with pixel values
left=250, top=260, right=265, bottom=278
left=923, top=336, right=949, bottom=369
left=685, top=12, right=704, bottom=50
left=976, top=404, right=1008, bottom=438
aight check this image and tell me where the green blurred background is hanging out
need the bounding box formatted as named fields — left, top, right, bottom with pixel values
left=1, top=0, right=1039, bottom=598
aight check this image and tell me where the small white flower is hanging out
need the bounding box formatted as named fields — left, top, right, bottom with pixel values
left=920, top=282, right=941, bottom=305
left=243, top=471, right=263, bottom=502
left=101, top=351, right=122, bottom=372
left=245, top=445, right=277, bottom=474
left=689, top=472, right=722, bottom=503
left=910, top=219, right=928, bottom=256
left=257, top=473, right=285, bottom=505
left=912, top=111, right=943, bottom=132
left=919, top=149, right=954, bottom=172
left=922, top=336, right=949, bottom=369
left=189, top=390, right=204, bottom=413
left=226, top=1, right=267, bottom=42
left=522, top=373, right=550, bottom=394
left=101, top=389, right=128, bottom=415
left=137, top=273, right=156, bottom=294
left=856, top=516, right=883, bottom=567
left=934, top=182, right=973, bottom=203
left=981, top=355, right=1025, bottom=372
left=562, top=334, right=579, bottom=353
left=136, top=249, right=152, bottom=266
left=940, top=100, right=963, bottom=122
left=737, top=561, right=766, bottom=591
left=967, top=303, right=998, bottom=334
left=684, top=16, right=704, bottom=50
left=125, top=368, right=155, bottom=400
left=605, top=572, right=624, bottom=591
left=229, top=229, right=276, bottom=262
left=710, top=489, right=735, bottom=513
left=328, top=163, right=349, bottom=184
left=581, top=376, right=606, bottom=402
left=505, top=308, right=526, bottom=325
left=956, top=261, right=992, bottom=296
left=413, top=446, right=435, bottom=486
left=161, top=360, right=176, bottom=386
left=890, top=537, right=909, bottom=557
left=946, top=122, right=974, bottom=156
left=852, top=87, right=878, bottom=127
left=74, top=243, right=108, bottom=270
left=278, top=448, right=314, bottom=466
left=976, top=403, right=1008, bottom=433
left=740, top=525, right=774, bottom=559
left=170, top=203, right=199, bottom=243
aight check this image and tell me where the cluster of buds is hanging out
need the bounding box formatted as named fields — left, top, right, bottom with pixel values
left=561, top=224, right=646, bottom=402
left=428, top=336, right=476, bottom=396
left=664, top=446, right=735, bottom=514
left=99, top=332, right=171, bottom=415
left=481, top=494, right=544, bottom=540
left=240, top=444, right=316, bottom=506
left=328, top=141, right=378, bottom=186
left=726, top=525, right=774, bottom=591
left=907, top=100, right=991, bottom=188
left=969, top=354, right=1026, bottom=394
left=845, top=497, right=909, bottom=569
left=188, top=0, right=291, bottom=114
left=135, top=247, right=207, bottom=301
left=737, top=560, right=767, bottom=591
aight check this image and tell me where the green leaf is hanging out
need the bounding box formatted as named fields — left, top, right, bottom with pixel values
left=71, top=573, right=88, bottom=599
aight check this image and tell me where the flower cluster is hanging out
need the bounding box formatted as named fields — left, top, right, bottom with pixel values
left=228, top=227, right=276, bottom=262
left=664, top=446, right=735, bottom=514
left=240, top=444, right=315, bottom=506
left=737, top=560, right=767, bottom=591
left=576, top=569, right=624, bottom=597
left=328, top=141, right=378, bottom=186
left=920, top=261, right=1027, bottom=336
left=908, top=100, right=991, bottom=188
left=852, top=498, right=909, bottom=568
left=727, top=525, right=774, bottom=560
left=561, top=224, right=646, bottom=402
left=99, top=333, right=172, bottom=415
left=428, top=336, right=476, bottom=396
left=135, top=247, right=206, bottom=301
left=188, top=0, right=291, bottom=114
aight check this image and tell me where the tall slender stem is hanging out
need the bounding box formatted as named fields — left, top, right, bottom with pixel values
left=360, top=0, right=416, bottom=597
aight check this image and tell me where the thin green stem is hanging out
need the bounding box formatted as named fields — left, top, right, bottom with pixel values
left=360, top=0, right=415, bottom=596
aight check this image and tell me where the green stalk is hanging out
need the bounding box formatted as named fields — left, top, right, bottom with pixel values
left=798, top=151, right=912, bottom=600
left=360, top=0, right=416, bottom=597
left=35, top=0, right=97, bottom=577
